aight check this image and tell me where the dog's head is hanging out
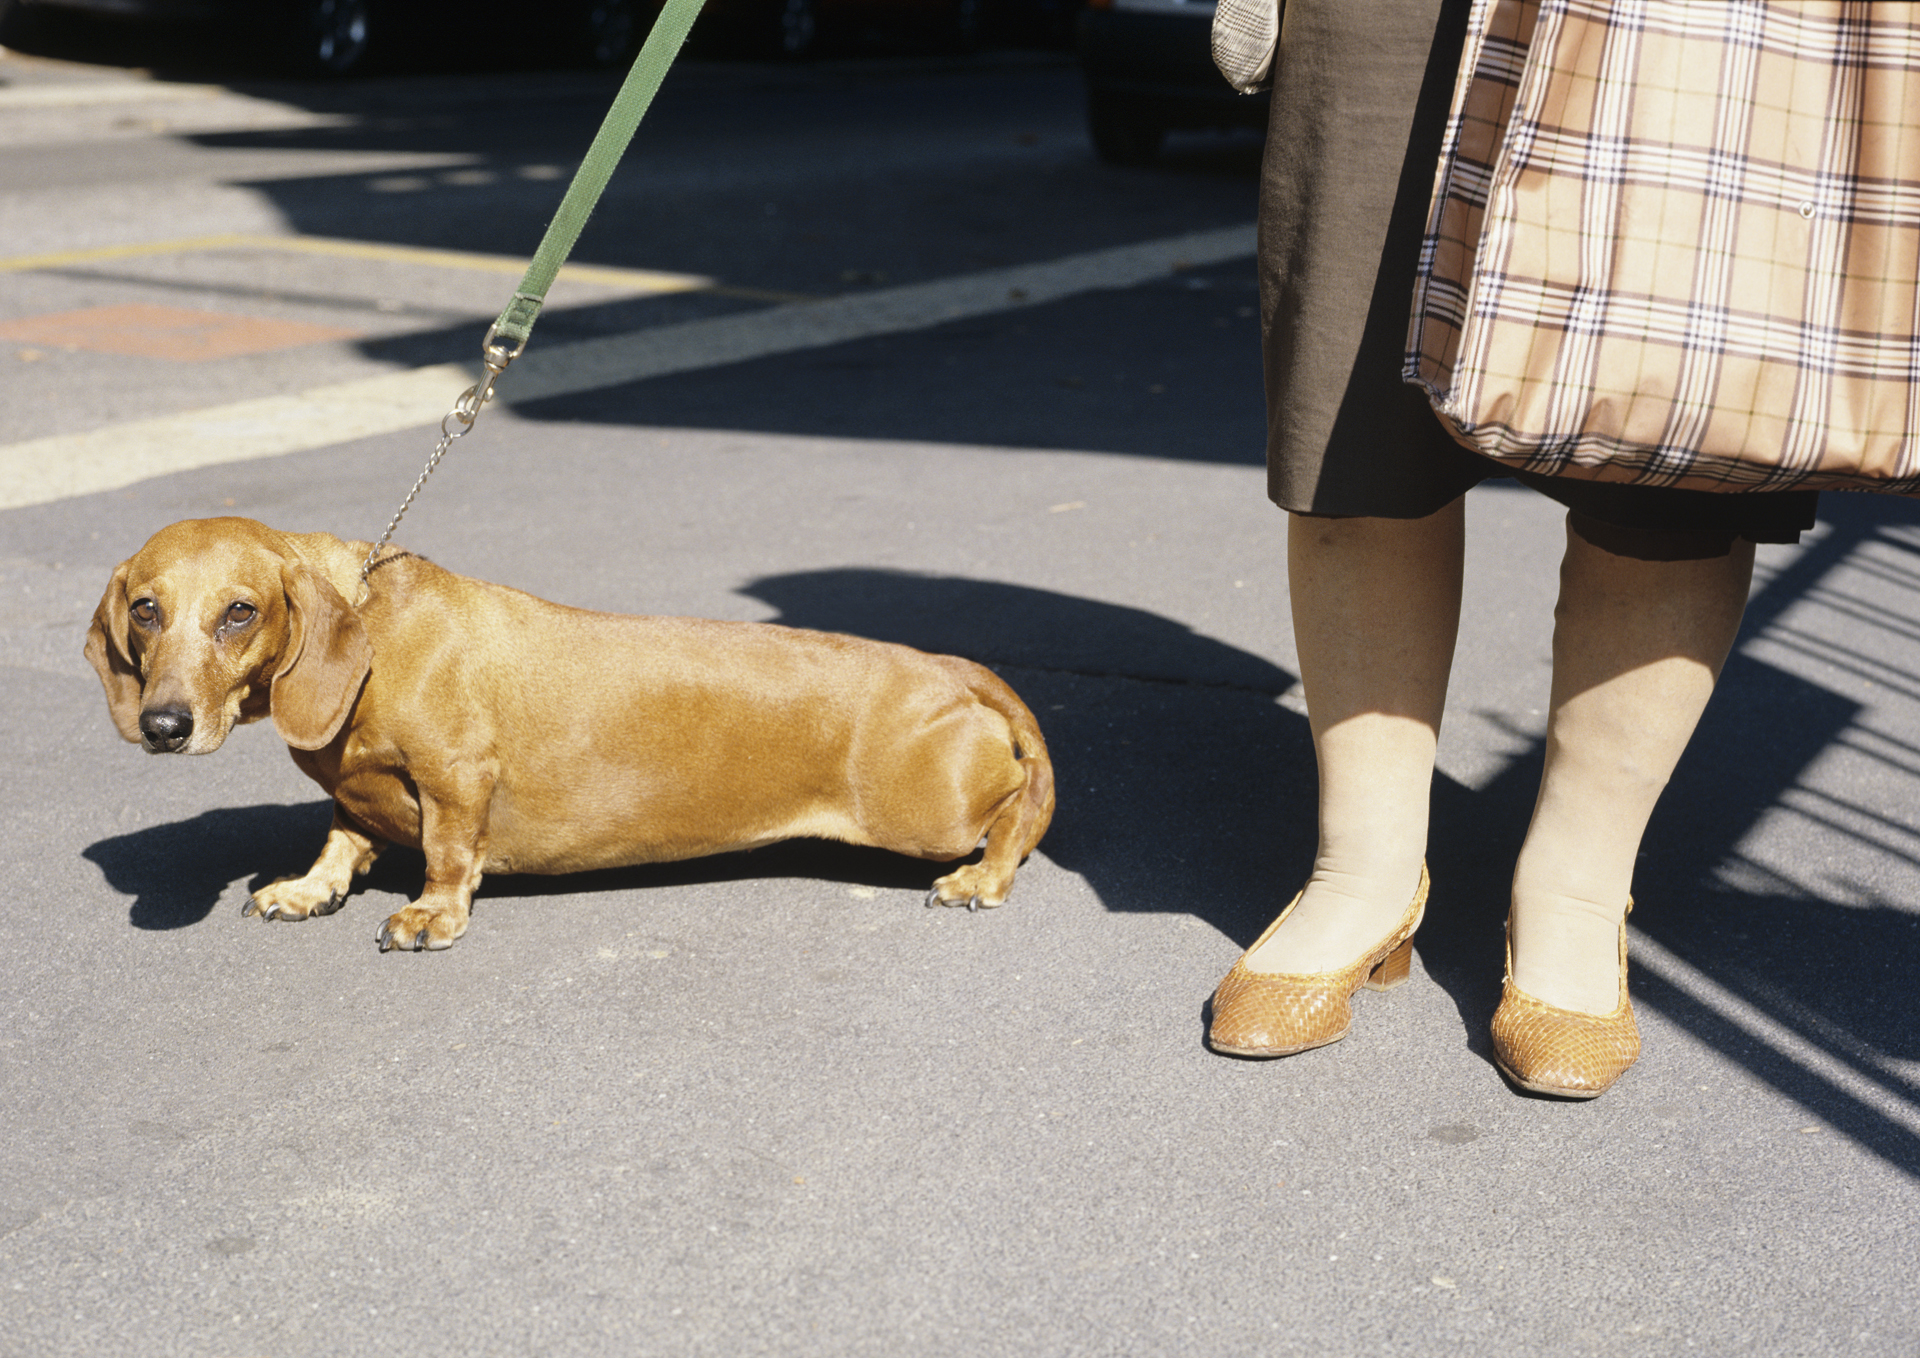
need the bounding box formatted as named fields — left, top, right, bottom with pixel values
left=85, top=517, right=372, bottom=755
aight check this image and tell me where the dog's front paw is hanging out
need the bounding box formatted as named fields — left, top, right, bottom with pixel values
left=245, top=875, right=349, bottom=922
left=375, top=905, right=466, bottom=953
left=926, top=864, right=1011, bottom=913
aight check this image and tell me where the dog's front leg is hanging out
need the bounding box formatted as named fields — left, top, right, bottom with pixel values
left=246, top=806, right=384, bottom=922
left=374, top=766, right=492, bottom=953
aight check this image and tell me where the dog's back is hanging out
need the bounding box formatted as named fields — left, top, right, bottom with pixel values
left=333, top=553, right=1050, bottom=878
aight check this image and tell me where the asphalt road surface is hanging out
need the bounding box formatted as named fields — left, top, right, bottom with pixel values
left=1, top=31, right=1918, bottom=1358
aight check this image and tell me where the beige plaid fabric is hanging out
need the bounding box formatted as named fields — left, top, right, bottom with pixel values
left=1406, top=0, right=1920, bottom=494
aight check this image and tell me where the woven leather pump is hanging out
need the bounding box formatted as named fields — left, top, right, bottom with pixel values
left=1207, top=865, right=1429, bottom=1058
left=1490, top=902, right=1640, bottom=1099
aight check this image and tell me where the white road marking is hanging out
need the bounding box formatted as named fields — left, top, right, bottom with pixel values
left=0, top=223, right=1255, bottom=510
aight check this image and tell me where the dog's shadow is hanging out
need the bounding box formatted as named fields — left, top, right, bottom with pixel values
left=84, top=802, right=339, bottom=931
left=740, top=568, right=1316, bottom=939
left=83, top=570, right=1314, bottom=940
left=84, top=800, right=965, bottom=932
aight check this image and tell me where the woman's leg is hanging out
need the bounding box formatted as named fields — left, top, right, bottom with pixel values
left=1243, top=498, right=1465, bottom=972
left=1508, top=521, right=1755, bottom=1012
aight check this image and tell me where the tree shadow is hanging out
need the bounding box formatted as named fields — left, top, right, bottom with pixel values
left=10, top=45, right=1269, bottom=466
left=501, top=265, right=1268, bottom=465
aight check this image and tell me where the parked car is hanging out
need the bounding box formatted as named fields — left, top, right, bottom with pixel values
left=0, top=0, right=646, bottom=75
left=1076, top=0, right=1267, bottom=164
left=693, top=0, right=985, bottom=60
left=0, top=0, right=989, bottom=71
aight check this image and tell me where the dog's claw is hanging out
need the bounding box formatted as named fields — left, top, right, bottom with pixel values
left=375, top=923, right=392, bottom=951
left=241, top=899, right=257, bottom=918
left=967, top=895, right=981, bottom=913
left=924, top=888, right=940, bottom=909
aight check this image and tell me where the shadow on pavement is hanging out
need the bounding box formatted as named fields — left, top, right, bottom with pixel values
left=510, top=266, right=1268, bottom=466
left=77, top=506, right=1920, bottom=1175
left=81, top=573, right=1311, bottom=942
left=13, top=50, right=1269, bottom=466
left=83, top=801, right=335, bottom=930
left=37, top=41, right=1920, bottom=1175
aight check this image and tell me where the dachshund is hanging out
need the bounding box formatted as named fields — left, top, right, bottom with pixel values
left=85, top=518, right=1054, bottom=951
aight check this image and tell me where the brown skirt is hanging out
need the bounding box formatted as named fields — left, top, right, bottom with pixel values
left=1258, top=0, right=1817, bottom=556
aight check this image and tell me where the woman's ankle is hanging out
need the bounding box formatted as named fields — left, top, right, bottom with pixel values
left=1243, top=864, right=1426, bottom=974
left=1508, top=891, right=1630, bottom=1014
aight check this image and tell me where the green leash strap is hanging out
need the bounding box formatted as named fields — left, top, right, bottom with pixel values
left=362, top=0, right=705, bottom=581
left=487, top=0, right=709, bottom=361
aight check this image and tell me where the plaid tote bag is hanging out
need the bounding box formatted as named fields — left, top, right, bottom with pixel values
left=1406, top=0, right=1920, bottom=494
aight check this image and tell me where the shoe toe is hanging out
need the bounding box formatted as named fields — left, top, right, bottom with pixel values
left=1490, top=987, right=1639, bottom=1098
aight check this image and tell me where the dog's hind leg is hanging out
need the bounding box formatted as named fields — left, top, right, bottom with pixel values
left=927, top=785, right=1044, bottom=909
left=928, top=695, right=1056, bottom=910
left=246, top=806, right=384, bottom=922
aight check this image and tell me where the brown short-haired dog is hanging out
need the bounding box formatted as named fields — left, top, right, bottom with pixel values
left=86, top=518, right=1054, bottom=951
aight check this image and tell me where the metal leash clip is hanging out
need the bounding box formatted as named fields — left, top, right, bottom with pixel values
left=359, top=317, right=531, bottom=586
left=355, top=0, right=704, bottom=585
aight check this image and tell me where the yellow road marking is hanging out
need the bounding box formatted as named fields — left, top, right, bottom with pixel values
left=0, top=233, right=813, bottom=303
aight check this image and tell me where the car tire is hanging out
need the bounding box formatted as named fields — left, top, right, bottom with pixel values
left=775, top=0, right=818, bottom=59
left=1087, top=91, right=1164, bottom=165
left=287, top=0, right=375, bottom=76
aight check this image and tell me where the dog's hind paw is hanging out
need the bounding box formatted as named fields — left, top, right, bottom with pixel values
left=927, top=865, right=1009, bottom=912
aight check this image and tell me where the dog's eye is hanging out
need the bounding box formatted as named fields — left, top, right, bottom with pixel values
left=130, top=598, right=159, bottom=626
left=225, top=601, right=257, bottom=627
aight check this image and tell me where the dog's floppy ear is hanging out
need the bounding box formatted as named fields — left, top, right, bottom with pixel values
left=271, top=560, right=371, bottom=751
left=84, top=560, right=144, bottom=744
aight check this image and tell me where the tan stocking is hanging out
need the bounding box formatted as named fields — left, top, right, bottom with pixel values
left=1508, top=522, right=1754, bottom=1012
left=1244, top=501, right=1463, bottom=973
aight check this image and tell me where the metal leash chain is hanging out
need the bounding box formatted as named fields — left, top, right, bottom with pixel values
left=359, top=319, right=528, bottom=582
left=356, top=0, right=707, bottom=586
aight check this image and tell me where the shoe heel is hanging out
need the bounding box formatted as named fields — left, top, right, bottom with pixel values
left=1362, top=936, right=1414, bottom=991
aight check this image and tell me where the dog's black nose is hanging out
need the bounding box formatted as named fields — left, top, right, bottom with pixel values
left=139, top=707, right=193, bottom=753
